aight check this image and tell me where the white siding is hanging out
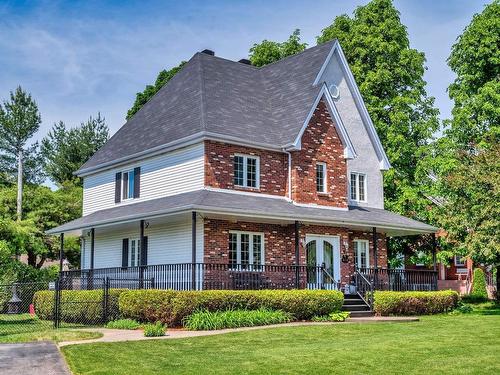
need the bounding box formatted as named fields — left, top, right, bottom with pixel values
left=81, top=216, right=203, bottom=269
left=82, top=143, right=204, bottom=216
left=319, top=53, right=384, bottom=209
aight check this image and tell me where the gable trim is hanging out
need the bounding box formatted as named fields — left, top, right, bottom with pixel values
left=313, top=40, right=391, bottom=170
left=286, top=84, right=357, bottom=160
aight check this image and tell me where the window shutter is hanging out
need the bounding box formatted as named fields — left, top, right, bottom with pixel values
left=115, top=172, right=122, bottom=203
left=133, top=167, right=141, bottom=198
left=141, top=236, right=148, bottom=266
left=122, top=238, right=129, bottom=268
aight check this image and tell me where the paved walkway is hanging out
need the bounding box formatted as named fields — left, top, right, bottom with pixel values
left=58, top=316, right=419, bottom=347
left=0, top=341, right=70, bottom=375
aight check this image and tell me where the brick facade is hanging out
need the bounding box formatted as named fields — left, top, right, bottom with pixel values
left=203, top=218, right=387, bottom=287
left=289, top=99, right=348, bottom=208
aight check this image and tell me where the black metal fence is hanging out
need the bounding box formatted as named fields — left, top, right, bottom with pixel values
left=358, top=267, right=438, bottom=292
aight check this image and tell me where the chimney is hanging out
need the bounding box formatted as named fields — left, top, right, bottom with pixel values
left=238, top=59, right=252, bottom=65
left=201, top=49, right=214, bottom=56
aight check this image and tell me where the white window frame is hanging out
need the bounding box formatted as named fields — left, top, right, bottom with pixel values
left=454, top=255, right=466, bottom=267
left=228, top=231, right=264, bottom=270
left=233, top=154, right=260, bottom=189
left=129, top=238, right=141, bottom=267
left=316, top=162, right=327, bottom=194
left=350, top=172, right=367, bottom=202
left=354, top=239, right=369, bottom=268
left=122, top=169, right=135, bottom=201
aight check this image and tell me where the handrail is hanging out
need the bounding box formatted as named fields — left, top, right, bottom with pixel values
left=355, top=270, right=373, bottom=310
left=321, top=265, right=339, bottom=290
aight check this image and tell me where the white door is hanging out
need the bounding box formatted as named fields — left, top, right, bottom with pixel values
left=305, top=235, right=341, bottom=289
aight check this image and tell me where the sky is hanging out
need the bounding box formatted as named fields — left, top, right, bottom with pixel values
left=0, top=0, right=489, bottom=146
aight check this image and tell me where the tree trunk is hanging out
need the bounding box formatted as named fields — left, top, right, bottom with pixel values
left=15, top=149, right=23, bottom=261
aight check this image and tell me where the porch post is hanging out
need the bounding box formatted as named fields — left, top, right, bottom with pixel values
left=192, top=211, right=197, bottom=290
left=294, top=221, right=300, bottom=288
left=59, top=233, right=64, bottom=273
left=90, top=228, right=95, bottom=270
left=139, top=220, right=145, bottom=287
left=432, top=233, right=437, bottom=272
left=372, top=227, right=378, bottom=289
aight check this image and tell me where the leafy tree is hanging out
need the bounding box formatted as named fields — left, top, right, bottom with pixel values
left=317, top=0, right=440, bottom=258
left=249, top=29, right=307, bottom=67
left=41, top=114, right=109, bottom=185
left=0, top=86, right=43, bottom=221
left=126, top=62, right=186, bottom=120
left=446, top=0, right=499, bottom=152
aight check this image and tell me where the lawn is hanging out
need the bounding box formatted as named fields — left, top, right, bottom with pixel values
left=0, top=314, right=102, bottom=343
left=62, top=303, right=500, bottom=375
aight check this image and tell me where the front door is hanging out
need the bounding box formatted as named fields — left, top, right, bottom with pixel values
left=305, top=235, right=341, bottom=289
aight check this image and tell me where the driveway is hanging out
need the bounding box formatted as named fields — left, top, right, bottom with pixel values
left=0, top=341, right=70, bottom=375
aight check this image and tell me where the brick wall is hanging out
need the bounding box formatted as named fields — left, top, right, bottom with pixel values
left=290, top=99, right=348, bottom=208
left=203, top=218, right=387, bottom=288
left=204, top=140, right=288, bottom=196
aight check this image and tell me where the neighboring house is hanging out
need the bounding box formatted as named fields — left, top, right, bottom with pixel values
left=48, top=41, right=437, bottom=293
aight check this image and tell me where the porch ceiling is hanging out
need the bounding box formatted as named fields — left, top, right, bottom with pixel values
left=47, top=189, right=437, bottom=237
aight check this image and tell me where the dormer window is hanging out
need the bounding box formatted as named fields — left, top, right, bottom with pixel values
left=234, top=154, right=259, bottom=188
left=350, top=172, right=366, bottom=202
left=316, top=162, right=327, bottom=193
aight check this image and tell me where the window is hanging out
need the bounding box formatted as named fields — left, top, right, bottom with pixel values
left=350, top=172, right=366, bottom=202
left=354, top=240, right=369, bottom=268
left=228, top=231, right=264, bottom=269
left=454, top=255, right=466, bottom=267
left=233, top=155, right=259, bottom=188
left=129, top=238, right=141, bottom=267
left=122, top=170, right=135, bottom=200
left=316, top=163, right=327, bottom=193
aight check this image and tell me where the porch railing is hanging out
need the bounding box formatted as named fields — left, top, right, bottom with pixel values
left=357, top=267, right=438, bottom=292
left=60, top=263, right=340, bottom=291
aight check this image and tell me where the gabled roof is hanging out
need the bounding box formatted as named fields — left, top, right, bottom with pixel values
left=77, top=40, right=389, bottom=176
left=47, top=189, right=437, bottom=236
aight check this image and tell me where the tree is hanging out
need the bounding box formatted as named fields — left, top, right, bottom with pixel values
left=249, top=29, right=307, bottom=67
left=41, top=114, right=109, bottom=185
left=126, top=62, right=186, bottom=120
left=317, top=0, right=440, bottom=258
left=446, top=0, right=499, bottom=152
left=0, top=86, right=42, bottom=222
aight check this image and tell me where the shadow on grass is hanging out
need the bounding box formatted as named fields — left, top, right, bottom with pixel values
left=470, top=301, right=500, bottom=315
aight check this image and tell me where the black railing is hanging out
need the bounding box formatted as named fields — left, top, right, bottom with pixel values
left=358, top=267, right=438, bottom=292
left=354, top=270, right=374, bottom=310
left=60, top=263, right=340, bottom=291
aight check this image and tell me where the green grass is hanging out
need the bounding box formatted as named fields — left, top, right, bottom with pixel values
left=62, top=303, right=500, bottom=375
left=0, top=314, right=102, bottom=343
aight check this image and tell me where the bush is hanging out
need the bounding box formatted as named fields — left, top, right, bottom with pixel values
left=183, top=308, right=292, bottom=330
left=33, top=289, right=126, bottom=324
left=311, top=311, right=350, bottom=322
left=105, top=319, right=141, bottom=330
left=143, top=322, right=166, bottom=337
left=373, top=291, right=459, bottom=316
left=119, top=289, right=343, bottom=326
left=470, top=268, right=488, bottom=302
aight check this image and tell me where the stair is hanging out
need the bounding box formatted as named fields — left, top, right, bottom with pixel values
left=342, top=294, right=374, bottom=317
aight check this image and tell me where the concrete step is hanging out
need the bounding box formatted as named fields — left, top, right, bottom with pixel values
left=348, top=310, right=375, bottom=318
left=343, top=298, right=366, bottom=305
left=342, top=304, right=371, bottom=312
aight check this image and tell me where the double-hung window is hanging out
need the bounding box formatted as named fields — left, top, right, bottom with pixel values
left=122, top=169, right=135, bottom=200
left=316, top=162, right=327, bottom=193
left=350, top=172, right=366, bottom=202
left=129, top=238, right=141, bottom=267
left=454, top=255, right=466, bottom=267
left=233, top=155, right=259, bottom=188
left=354, top=240, right=369, bottom=269
left=229, top=231, right=264, bottom=270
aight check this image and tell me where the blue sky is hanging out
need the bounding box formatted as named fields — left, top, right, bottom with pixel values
left=0, top=0, right=488, bottom=145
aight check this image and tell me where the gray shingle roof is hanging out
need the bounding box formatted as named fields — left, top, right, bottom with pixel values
left=78, top=42, right=335, bottom=173
left=47, top=189, right=437, bottom=236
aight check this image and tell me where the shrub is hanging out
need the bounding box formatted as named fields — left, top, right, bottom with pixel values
left=143, top=322, right=166, bottom=337
left=119, top=289, right=343, bottom=326
left=33, top=289, right=126, bottom=324
left=311, top=311, right=350, bottom=322
left=183, top=308, right=292, bottom=330
left=470, top=268, right=488, bottom=302
left=373, top=290, right=459, bottom=316
left=105, top=319, right=141, bottom=330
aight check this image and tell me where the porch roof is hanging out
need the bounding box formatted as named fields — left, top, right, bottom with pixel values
left=47, top=189, right=437, bottom=236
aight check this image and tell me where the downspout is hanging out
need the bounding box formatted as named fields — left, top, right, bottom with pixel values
left=283, top=149, right=292, bottom=201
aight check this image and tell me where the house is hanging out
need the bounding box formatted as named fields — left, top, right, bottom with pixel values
left=48, top=40, right=438, bottom=293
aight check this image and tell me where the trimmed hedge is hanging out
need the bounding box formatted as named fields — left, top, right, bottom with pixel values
left=119, top=289, right=343, bottom=326
left=33, top=289, right=126, bottom=324
left=470, top=268, right=488, bottom=301
left=373, top=290, right=459, bottom=316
